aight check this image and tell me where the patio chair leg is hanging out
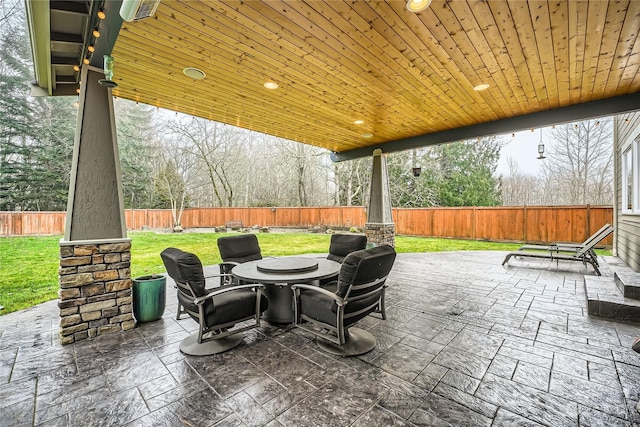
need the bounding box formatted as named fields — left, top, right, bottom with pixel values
left=176, top=301, right=187, bottom=320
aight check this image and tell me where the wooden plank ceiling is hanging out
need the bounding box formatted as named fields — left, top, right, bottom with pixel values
left=106, top=0, right=640, bottom=155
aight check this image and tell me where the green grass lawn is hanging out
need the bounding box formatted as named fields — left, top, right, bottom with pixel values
left=0, top=231, right=602, bottom=315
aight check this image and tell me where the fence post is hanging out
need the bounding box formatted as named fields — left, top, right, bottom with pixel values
left=523, top=205, right=527, bottom=243
left=472, top=206, right=476, bottom=240
left=586, top=204, right=591, bottom=238
left=430, top=207, right=434, bottom=238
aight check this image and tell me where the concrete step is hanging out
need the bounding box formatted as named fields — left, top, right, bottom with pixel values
left=613, top=264, right=640, bottom=299
left=585, top=275, right=640, bottom=322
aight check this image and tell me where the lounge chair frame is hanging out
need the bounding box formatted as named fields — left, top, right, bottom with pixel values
left=502, top=227, right=613, bottom=276
left=515, top=224, right=613, bottom=268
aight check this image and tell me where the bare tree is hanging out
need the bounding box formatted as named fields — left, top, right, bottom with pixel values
left=272, top=138, right=332, bottom=206
left=153, top=136, right=202, bottom=228
left=386, top=148, right=441, bottom=207
left=332, top=158, right=370, bottom=206
left=500, top=156, right=547, bottom=206
left=0, top=0, right=20, bottom=29
left=541, top=119, right=613, bottom=205
left=244, top=134, right=286, bottom=206
left=167, top=117, right=246, bottom=207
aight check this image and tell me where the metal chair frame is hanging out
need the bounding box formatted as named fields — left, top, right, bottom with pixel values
left=291, top=275, right=389, bottom=355
left=175, top=270, right=234, bottom=320
left=176, top=280, right=265, bottom=344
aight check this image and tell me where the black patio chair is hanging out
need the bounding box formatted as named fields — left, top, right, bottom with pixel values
left=291, top=244, right=396, bottom=356
left=319, top=234, right=368, bottom=288
left=174, top=265, right=234, bottom=320
left=327, top=234, right=368, bottom=263
left=161, top=247, right=268, bottom=356
left=217, top=234, right=263, bottom=279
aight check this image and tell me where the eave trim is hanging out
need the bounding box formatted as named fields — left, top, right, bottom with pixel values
left=25, top=0, right=52, bottom=95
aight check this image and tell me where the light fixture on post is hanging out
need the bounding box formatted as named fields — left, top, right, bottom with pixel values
left=537, top=130, right=546, bottom=160
left=98, top=54, right=118, bottom=88
left=406, top=0, right=432, bottom=12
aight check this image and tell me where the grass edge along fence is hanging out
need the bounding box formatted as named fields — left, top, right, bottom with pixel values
left=0, top=205, right=613, bottom=246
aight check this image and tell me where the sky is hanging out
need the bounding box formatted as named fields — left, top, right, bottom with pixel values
left=496, top=128, right=547, bottom=176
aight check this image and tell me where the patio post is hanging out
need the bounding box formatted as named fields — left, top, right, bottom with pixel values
left=58, top=66, right=134, bottom=345
left=365, top=149, right=395, bottom=247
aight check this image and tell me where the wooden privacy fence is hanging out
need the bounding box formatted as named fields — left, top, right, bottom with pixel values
left=0, top=205, right=613, bottom=245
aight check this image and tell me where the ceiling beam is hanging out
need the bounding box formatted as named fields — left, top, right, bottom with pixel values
left=50, top=1, right=88, bottom=15
left=51, top=56, right=78, bottom=66
left=330, top=92, right=640, bottom=162
left=50, top=32, right=83, bottom=44
left=91, top=1, right=124, bottom=69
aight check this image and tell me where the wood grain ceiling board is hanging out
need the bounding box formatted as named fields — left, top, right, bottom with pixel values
left=107, top=0, right=640, bottom=155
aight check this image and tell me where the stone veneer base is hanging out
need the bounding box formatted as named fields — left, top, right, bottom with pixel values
left=365, top=222, right=395, bottom=247
left=58, top=238, right=135, bottom=344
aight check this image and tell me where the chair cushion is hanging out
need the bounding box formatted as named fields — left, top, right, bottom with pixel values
left=335, top=244, right=396, bottom=298
left=299, top=289, right=338, bottom=327
left=161, top=248, right=207, bottom=297
left=217, top=234, right=263, bottom=262
left=204, top=288, right=269, bottom=327
left=327, top=234, right=367, bottom=263
left=299, top=285, right=375, bottom=328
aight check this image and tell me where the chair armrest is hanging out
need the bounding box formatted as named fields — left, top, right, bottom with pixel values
left=193, top=283, right=265, bottom=305
left=219, top=261, right=240, bottom=269
left=204, top=273, right=233, bottom=280
left=203, top=273, right=234, bottom=289
left=291, top=283, right=345, bottom=306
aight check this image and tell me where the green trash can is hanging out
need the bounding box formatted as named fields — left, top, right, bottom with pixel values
left=132, top=275, right=166, bottom=323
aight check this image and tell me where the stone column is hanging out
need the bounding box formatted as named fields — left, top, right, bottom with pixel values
left=365, top=149, right=395, bottom=247
left=59, top=240, right=134, bottom=344
left=59, top=66, right=131, bottom=344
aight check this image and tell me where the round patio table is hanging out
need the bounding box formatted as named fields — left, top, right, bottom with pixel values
left=232, top=257, right=341, bottom=323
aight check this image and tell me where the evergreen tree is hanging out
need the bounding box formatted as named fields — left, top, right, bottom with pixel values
left=432, top=138, right=502, bottom=207
left=115, top=100, right=159, bottom=208
left=0, top=6, right=75, bottom=211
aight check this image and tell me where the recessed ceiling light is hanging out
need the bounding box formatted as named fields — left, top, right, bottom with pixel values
left=361, top=133, right=373, bottom=138
left=264, top=81, right=279, bottom=90
left=354, top=119, right=364, bottom=125
left=406, top=0, right=432, bottom=13
left=473, top=83, right=490, bottom=91
left=183, top=67, right=206, bottom=80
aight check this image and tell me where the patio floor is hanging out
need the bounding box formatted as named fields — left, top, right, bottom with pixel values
left=2, top=251, right=640, bottom=426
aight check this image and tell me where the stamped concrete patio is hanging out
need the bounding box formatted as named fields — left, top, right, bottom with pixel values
left=2, top=251, right=640, bottom=426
